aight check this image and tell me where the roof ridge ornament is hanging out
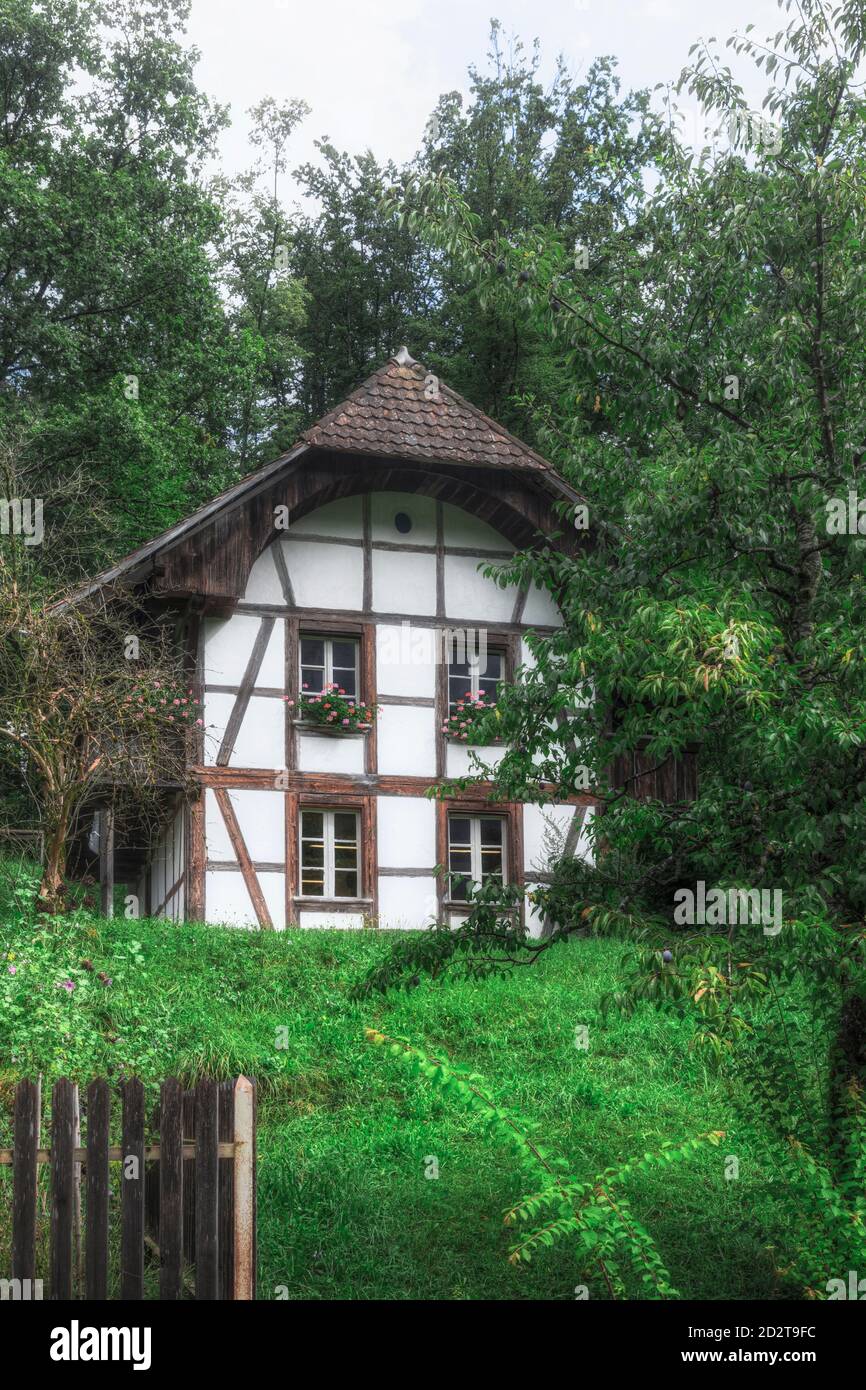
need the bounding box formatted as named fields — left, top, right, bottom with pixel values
left=392, top=345, right=418, bottom=366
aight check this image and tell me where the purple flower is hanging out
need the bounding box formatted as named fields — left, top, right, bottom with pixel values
left=7, top=964, right=16, bottom=975
left=58, top=979, right=76, bottom=993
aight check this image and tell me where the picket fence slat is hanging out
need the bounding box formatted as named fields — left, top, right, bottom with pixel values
left=121, top=1078, right=145, bottom=1300
left=159, top=1078, right=184, bottom=1300
left=11, top=1078, right=39, bottom=1283
left=195, top=1079, right=219, bottom=1300
left=182, top=1088, right=197, bottom=1267
left=85, top=1079, right=110, bottom=1299
left=50, top=1079, right=76, bottom=1300
left=4, top=1074, right=255, bottom=1302
left=217, top=1078, right=235, bottom=1300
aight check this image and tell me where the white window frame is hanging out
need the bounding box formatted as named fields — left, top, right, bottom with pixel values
left=299, top=807, right=360, bottom=900
left=447, top=814, right=507, bottom=899
left=447, top=647, right=505, bottom=709
left=299, top=634, right=359, bottom=696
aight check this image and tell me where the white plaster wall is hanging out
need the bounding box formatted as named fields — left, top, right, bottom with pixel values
left=372, top=548, right=436, bottom=616
left=204, top=868, right=286, bottom=929
left=523, top=804, right=577, bottom=874
left=259, top=872, right=287, bottom=929
left=524, top=890, right=547, bottom=940
left=203, top=613, right=284, bottom=687
left=377, top=876, right=438, bottom=928
left=212, top=788, right=285, bottom=864
left=446, top=742, right=506, bottom=778
left=282, top=538, right=363, bottom=609
left=290, top=496, right=363, bottom=539
left=444, top=554, right=517, bottom=622
left=203, top=692, right=284, bottom=769
left=377, top=796, right=436, bottom=867
left=371, top=492, right=436, bottom=545
left=203, top=614, right=257, bottom=684
left=375, top=623, right=437, bottom=698
left=205, top=787, right=234, bottom=862
left=520, top=637, right=537, bottom=669
left=297, top=731, right=366, bottom=774
left=576, top=804, right=595, bottom=863
left=244, top=546, right=284, bottom=604
left=522, top=581, right=562, bottom=627
left=205, top=870, right=255, bottom=928
left=442, top=503, right=514, bottom=551
left=298, top=910, right=365, bottom=929
left=377, top=705, right=436, bottom=776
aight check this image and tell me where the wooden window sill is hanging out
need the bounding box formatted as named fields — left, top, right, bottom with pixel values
left=295, top=897, right=374, bottom=909
left=292, top=718, right=371, bottom=739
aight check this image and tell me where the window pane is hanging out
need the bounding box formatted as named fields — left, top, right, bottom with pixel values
left=300, top=638, right=325, bottom=667
left=449, top=847, right=472, bottom=876
left=450, top=872, right=469, bottom=902
left=448, top=817, right=471, bottom=846
left=480, top=819, right=503, bottom=846
left=332, top=640, right=357, bottom=670
left=301, top=871, right=324, bottom=896
left=334, top=844, right=357, bottom=870
left=301, top=811, right=323, bottom=838
left=448, top=659, right=471, bottom=679
left=478, top=651, right=502, bottom=680
left=302, top=841, right=324, bottom=868
left=480, top=848, right=503, bottom=881
left=478, top=676, right=500, bottom=702
left=334, top=869, right=358, bottom=898
left=334, top=812, right=357, bottom=843
left=333, top=668, right=356, bottom=697
left=301, top=667, right=325, bottom=692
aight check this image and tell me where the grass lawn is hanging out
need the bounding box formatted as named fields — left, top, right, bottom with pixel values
left=0, top=895, right=800, bottom=1300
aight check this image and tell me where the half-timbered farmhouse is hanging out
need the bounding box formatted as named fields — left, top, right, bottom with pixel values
left=80, top=348, right=607, bottom=931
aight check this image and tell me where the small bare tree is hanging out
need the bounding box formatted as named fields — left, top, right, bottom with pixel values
left=0, top=560, right=196, bottom=913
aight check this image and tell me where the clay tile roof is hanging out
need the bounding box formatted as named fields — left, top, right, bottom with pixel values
left=302, top=346, right=552, bottom=472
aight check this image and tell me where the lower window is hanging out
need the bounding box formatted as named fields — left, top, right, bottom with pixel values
left=447, top=814, right=506, bottom=901
left=300, top=808, right=360, bottom=898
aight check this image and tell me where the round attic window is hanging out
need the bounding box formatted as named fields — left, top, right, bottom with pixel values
left=394, top=512, right=413, bottom=534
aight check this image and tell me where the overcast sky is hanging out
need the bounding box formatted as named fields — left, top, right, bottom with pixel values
left=187, top=0, right=786, bottom=202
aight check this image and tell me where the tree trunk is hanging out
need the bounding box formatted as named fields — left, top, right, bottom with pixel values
left=37, top=814, right=68, bottom=914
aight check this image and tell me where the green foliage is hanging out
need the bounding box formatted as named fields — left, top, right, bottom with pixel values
left=366, top=1026, right=723, bottom=1298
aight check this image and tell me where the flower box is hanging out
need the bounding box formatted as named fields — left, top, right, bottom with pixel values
left=442, top=690, right=502, bottom=744
left=285, top=684, right=377, bottom=735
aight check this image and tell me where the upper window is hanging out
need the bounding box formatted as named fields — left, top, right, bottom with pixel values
left=447, top=814, right=506, bottom=901
left=299, top=808, right=360, bottom=899
left=448, top=648, right=504, bottom=713
left=300, top=634, right=358, bottom=698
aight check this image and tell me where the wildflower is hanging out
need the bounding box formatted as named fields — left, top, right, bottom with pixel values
left=7, top=964, right=16, bottom=975
left=58, top=979, right=76, bottom=993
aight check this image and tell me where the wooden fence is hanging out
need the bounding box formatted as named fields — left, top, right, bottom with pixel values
left=1, top=1075, right=255, bottom=1300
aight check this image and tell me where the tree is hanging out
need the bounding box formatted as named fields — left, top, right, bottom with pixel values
left=287, top=24, right=659, bottom=436
left=216, top=98, right=309, bottom=470
left=0, top=0, right=257, bottom=564
left=0, top=438, right=195, bottom=912
left=360, top=0, right=866, bottom=1068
